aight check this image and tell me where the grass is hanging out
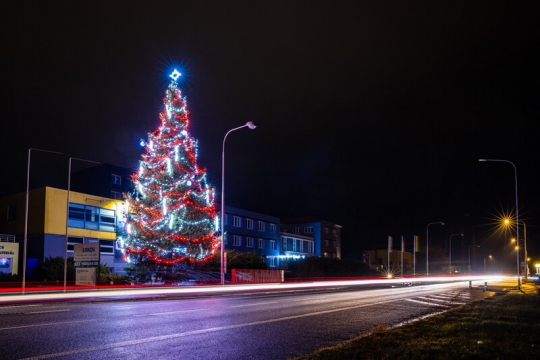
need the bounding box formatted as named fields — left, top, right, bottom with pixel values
left=291, top=291, right=540, bottom=360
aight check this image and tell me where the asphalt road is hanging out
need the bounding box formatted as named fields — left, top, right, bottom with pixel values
left=0, top=281, right=494, bottom=360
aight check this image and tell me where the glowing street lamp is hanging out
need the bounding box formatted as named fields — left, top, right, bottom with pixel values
left=449, top=233, right=464, bottom=274
left=479, top=159, right=520, bottom=289
left=221, top=122, right=256, bottom=285
left=426, top=222, right=444, bottom=276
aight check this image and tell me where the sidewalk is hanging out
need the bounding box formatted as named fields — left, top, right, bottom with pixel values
left=480, top=279, right=539, bottom=295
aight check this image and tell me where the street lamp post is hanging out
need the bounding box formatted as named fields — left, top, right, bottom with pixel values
left=449, top=233, right=464, bottom=275
left=23, top=148, right=63, bottom=294
left=479, top=159, right=520, bottom=289
left=426, top=222, right=444, bottom=276
left=468, top=244, right=480, bottom=273
left=64, top=157, right=99, bottom=291
left=221, top=122, right=256, bottom=285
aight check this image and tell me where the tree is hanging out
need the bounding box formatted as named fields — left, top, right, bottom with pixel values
left=32, top=256, right=74, bottom=281
left=121, top=70, right=219, bottom=270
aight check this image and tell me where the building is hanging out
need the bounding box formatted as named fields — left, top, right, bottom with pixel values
left=0, top=187, right=126, bottom=279
left=70, top=163, right=136, bottom=200
left=280, top=218, right=342, bottom=259
left=223, top=206, right=281, bottom=268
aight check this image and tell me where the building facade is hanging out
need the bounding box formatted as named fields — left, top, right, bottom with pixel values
left=0, top=187, right=126, bottom=279
left=223, top=206, right=281, bottom=268
left=280, top=218, right=342, bottom=259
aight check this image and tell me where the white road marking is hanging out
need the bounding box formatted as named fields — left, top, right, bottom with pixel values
left=19, top=298, right=401, bottom=359
left=0, top=319, right=94, bottom=331
left=26, top=309, right=71, bottom=314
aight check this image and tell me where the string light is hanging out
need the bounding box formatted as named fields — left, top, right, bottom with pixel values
left=122, top=70, right=219, bottom=265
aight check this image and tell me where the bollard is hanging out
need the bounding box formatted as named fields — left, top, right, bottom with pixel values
left=483, top=282, right=487, bottom=292
left=469, top=280, right=472, bottom=289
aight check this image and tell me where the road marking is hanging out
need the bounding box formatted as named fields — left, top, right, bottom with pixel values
left=134, top=308, right=210, bottom=316
left=0, top=319, right=94, bottom=331
left=19, top=298, right=401, bottom=359
left=26, top=309, right=71, bottom=314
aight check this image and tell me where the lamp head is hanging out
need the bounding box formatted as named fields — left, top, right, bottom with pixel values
left=246, top=122, right=256, bottom=130
left=478, top=159, right=487, bottom=162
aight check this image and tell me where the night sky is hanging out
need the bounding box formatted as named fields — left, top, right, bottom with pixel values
left=2, top=1, right=540, bottom=264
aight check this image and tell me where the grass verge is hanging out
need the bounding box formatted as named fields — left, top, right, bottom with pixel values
left=291, top=291, right=540, bottom=360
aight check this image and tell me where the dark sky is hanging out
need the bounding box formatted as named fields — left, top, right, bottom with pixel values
left=2, top=1, right=539, bottom=262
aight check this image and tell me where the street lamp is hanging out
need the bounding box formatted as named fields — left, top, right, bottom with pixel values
left=426, top=221, right=444, bottom=276
left=504, top=218, right=528, bottom=281
left=221, top=122, right=256, bottom=285
left=449, top=233, right=464, bottom=275
left=479, top=159, right=520, bottom=289
left=23, top=148, right=63, bottom=294
left=468, top=244, right=480, bottom=273
left=64, top=157, right=99, bottom=290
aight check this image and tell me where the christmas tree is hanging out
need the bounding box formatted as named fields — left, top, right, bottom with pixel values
left=122, top=70, right=220, bottom=267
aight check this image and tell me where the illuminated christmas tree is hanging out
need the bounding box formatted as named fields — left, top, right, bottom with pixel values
left=122, top=70, right=220, bottom=267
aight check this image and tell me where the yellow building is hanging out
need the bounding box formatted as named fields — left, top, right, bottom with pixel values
left=0, top=187, right=126, bottom=280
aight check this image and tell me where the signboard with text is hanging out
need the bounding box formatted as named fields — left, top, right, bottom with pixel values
left=74, top=243, right=99, bottom=286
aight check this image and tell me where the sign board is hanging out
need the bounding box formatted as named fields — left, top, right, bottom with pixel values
left=0, top=242, right=19, bottom=275
left=74, top=243, right=99, bottom=286
left=75, top=267, right=96, bottom=286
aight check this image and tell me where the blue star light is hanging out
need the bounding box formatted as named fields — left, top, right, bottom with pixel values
left=170, top=69, right=181, bottom=81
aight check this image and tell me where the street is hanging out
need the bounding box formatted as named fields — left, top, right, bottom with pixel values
left=0, top=280, right=494, bottom=360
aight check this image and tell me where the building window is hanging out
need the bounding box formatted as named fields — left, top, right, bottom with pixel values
left=68, top=203, right=116, bottom=232
left=7, top=205, right=16, bottom=221
left=100, top=240, right=114, bottom=254
left=111, top=191, right=123, bottom=200
left=246, top=219, right=254, bottom=229
left=111, top=174, right=122, bottom=185
left=282, top=238, right=287, bottom=250
left=300, top=241, right=304, bottom=252
left=304, top=226, right=313, bottom=234
left=308, top=242, right=314, bottom=254
left=258, top=221, right=265, bottom=231
left=258, top=238, right=264, bottom=249
left=325, top=240, right=329, bottom=246
left=270, top=240, right=277, bottom=250
left=233, top=235, right=241, bottom=246
left=67, top=237, right=84, bottom=251
left=294, top=227, right=300, bottom=234
left=270, top=223, right=276, bottom=233
left=333, top=241, right=337, bottom=248
left=233, top=216, right=241, bottom=227
left=246, top=237, right=254, bottom=247
left=325, top=227, right=330, bottom=234
left=292, top=240, right=297, bottom=251
left=333, top=229, right=338, bottom=235
left=269, top=257, right=276, bottom=267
